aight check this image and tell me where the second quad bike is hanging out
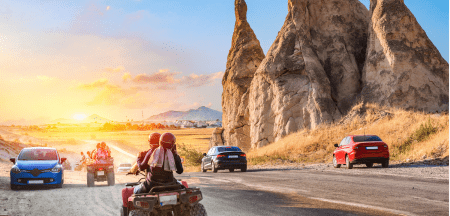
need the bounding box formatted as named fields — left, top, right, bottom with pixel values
left=121, top=174, right=207, bottom=216
left=86, top=157, right=115, bottom=187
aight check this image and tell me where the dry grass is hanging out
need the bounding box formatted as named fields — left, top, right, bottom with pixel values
left=248, top=103, right=449, bottom=165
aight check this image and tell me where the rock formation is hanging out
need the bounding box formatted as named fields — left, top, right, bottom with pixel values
left=361, top=0, right=449, bottom=112
left=209, top=127, right=224, bottom=148
left=221, top=0, right=265, bottom=150
left=248, top=0, right=369, bottom=148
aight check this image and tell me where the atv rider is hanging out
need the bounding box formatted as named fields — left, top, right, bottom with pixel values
left=100, top=142, right=111, bottom=158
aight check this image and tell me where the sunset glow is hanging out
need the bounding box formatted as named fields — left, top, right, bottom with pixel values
left=73, top=114, right=87, bottom=121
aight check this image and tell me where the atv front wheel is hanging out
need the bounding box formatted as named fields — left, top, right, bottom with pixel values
left=107, top=172, right=115, bottom=186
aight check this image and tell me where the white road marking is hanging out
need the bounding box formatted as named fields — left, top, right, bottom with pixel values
left=309, top=197, right=417, bottom=216
left=412, top=196, right=449, bottom=205
left=107, top=144, right=136, bottom=159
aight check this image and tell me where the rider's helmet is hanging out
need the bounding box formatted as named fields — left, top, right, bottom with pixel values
left=81, top=152, right=84, bottom=155
left=148, top=132, right=161, bottom=148
left=96, top=143, right=101, bottom=149
left=159, top=132, right=176, bottom=149
left=100, top=142, right=106, bottom=148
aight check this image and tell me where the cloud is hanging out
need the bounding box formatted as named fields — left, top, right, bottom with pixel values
left=122, top=73, right=132, bottom=82
left=105, top=66, right=125, bottom=73
left=206, top=102, right=212, bottom=108
left=77, top=79, right=109, bottom=90
left=132, top=69, right=180, bottom=84
left=179, top=71, right=223, bottom=88
left=36, top=75, right=54, bottom=82
left=86, top=84, right=140, bottom=106
left=106, top=6, right=110, bottom=11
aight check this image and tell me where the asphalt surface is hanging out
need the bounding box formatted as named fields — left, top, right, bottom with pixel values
left=1, top=164, right=448, bottom=216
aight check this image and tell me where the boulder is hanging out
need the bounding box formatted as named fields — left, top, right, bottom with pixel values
left=361, top=0, right=449, bottom=112
left=209, top=127, right=224, bottom=148
left=248, top=0, right=369, bottom=148
left=221, top=0, right=265, bottom=151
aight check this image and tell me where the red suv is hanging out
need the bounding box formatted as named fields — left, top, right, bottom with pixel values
left=333, top=135, right=389, bottom=169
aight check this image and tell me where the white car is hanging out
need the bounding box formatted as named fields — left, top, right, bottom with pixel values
left=117, top=163, right=132, bottom=173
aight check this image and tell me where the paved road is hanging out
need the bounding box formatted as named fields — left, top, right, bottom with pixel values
left=1, top=165, right=447, bottom=216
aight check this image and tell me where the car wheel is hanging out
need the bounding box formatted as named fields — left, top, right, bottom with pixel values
left=241, top=165, right=247, bottom=172
left=10, top=184, right=18, bottom=190
left=382, top=160, right=389, bottom=168
left=212, top=162, right=217, bottom=173
left=201, top=161, right=207, bottom=172
left=333, top=155, right=341, bottom=168
left=346, top=155, right=353, bottom=169
left=87, top=172, right=95, bottom=187
left=366, top=163, right=373, bottom=168
left=229, top=169, right=234, bottom=172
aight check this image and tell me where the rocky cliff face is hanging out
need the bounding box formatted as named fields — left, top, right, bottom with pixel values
left=248, top=0, right=369, bottom=148
left=221, top=0, right=265, bottom=150
left=361, top=0, right=449, bottom=112
left=217, top=0, right=449, bottom=150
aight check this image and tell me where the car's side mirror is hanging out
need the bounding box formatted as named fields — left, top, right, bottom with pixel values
left=334, top=144, right=339, bottom=147
left=61, top=158, right=67, bottom=164
left=203, top=153, right=206, bottom=156
left=10, top=157, right=15, bottom=164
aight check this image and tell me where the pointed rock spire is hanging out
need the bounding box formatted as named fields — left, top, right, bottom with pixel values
left=220, top=0, right=265, bottom=150
left=362, top=0, right=449, bottom=112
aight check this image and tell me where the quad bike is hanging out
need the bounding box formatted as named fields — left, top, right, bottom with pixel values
left=121, top=173, right=207, bottom=216
left=86, top=157, right=115, bottom=187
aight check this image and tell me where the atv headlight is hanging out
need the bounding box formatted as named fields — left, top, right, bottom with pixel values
left=51, top=165, right=62, bottom=173
left=11, top=166, right=21, bottom=174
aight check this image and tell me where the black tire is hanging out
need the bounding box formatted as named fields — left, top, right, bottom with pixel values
left=56, top=182, right=63, bottom=188
left=129, top=210, right=146, bottom=216
left=333, top=155, right=341, bottom=168
left=201, top=161, right=207, bottom=173
left=187, top=203, right=207, bottom=216
left=107, top=172, right=115, bottom=186
left=345, top=155, right=353, bottom=169
left=10, top=184, right=18, bottom=190
left=241, top=165, right=247, bottom=172
left=229, top=169, right=234, bottom=172
left=366, top=163, right=373, bottom=168
left=382, top=160, right=389, bottom=168
left=212, top=162, right=217, bottom=173
left=87, top=172, right=95, bottom=187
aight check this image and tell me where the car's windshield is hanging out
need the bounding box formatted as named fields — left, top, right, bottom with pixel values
left=18, top=149, right=58, bottom=160
left=353, top=136, right=382, bottom=142
left=217, top=146, right=242, bottom=152
left=120, top=164, right=132, bottom=167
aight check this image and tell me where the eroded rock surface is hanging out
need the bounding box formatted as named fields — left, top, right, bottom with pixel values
left=209, top=127, right=224, bottom=148
left=248, top=0, right=369, bottom=148
left=221, top=0, right=265, bottom=150
left=361, top=0, right=449, bottom=112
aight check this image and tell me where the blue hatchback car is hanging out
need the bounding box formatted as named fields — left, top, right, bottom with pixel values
left=10, top=147, right=66, bottom=190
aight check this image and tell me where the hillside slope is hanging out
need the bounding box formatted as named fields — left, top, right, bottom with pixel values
left=248, top=103, right=449, bottom=165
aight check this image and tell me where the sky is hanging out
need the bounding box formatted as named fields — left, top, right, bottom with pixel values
left=0, top=0, right=448, bottom=124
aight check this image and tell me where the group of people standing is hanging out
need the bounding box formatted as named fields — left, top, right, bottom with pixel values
left=80, top=141, right=112, bottom=162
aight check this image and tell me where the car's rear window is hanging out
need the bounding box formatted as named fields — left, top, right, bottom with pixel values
left=353, top=136, right=382, bottom=142
left=217, top=146, right=242, bottom=152
left=120, top=164, right=132, bottom=167
left=18, top=149, right=58, bottom=160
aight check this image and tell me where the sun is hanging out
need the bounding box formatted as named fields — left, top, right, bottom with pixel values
left=73, top=114, right=87, bottom=121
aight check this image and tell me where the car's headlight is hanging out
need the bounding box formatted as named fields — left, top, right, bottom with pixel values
left=11, top=166, right=21, bottom=174
left=51, top=165, right=62, bottom=173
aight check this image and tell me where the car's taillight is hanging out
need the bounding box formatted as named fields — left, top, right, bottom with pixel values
left=99, top=168, right=103, bottom=171
left=384, top=144, right=388, bottom=148
left=240, top=154, right=246, bottom=157
left=189, top=194, right=202, bottom=203
left=217, top=154, right=225, bottom=158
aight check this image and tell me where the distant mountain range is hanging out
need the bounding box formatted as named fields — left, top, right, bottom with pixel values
left=147, top=106, right=222, bottom=121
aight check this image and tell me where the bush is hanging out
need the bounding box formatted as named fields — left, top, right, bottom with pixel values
left=177, top=143, right=203, bottom=166
left=394, top=118, right=438, bottom=156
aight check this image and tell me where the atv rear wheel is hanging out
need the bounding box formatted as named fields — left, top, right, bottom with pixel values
left=129, top=210, right=146, bottom=216
left=187, top=203, right=207, bottom=216
left=107, top=172, right=115, bottom=186
left=87, top=172, right=95, bottom=187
